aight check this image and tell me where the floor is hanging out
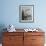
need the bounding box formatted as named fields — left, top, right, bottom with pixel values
left=0, top=44, right=2, bottom=46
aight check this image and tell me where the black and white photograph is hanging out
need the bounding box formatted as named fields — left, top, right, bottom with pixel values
left=19, top=5, right=34, bottom=23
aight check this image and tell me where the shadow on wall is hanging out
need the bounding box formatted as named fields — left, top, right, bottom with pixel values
left=0, top=24, right=7, bottom=43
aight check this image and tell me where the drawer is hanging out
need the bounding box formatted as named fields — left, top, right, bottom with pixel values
left=3, top=44, right=15, bottom=46
left=31, top=44, right=44, bottom=46
left=3, top=32, right=23, bottom=36
left=3, top=43, right=23, bottom=46
left=24, top=35, right=44, bottom=45
left=3, top=36, right=23, bottom=43
left=3, top=36, right=23, bottom=42
left=32, top=36, right=45, bottom=44
left=24, top=32, right=44, bottom=36
left=3, top=36, right=23, bottom=46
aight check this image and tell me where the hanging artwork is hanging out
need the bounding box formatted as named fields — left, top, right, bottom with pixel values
left=19, top=5, right=34, bottom=23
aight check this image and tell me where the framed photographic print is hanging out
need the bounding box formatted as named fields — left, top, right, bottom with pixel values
left=19, top=5, right=34, bottom=23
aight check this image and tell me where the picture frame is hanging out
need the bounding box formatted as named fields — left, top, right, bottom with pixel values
left=19, top=5, right=34, bottom=23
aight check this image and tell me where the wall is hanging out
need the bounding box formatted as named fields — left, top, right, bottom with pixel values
left=0, top=0, right=46, bottom=44
left=0, top=0, right=46, bottom=29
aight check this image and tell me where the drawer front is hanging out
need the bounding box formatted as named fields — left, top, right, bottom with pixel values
left=3, top=36, right=23, bottom=44
left=24, top=32, right=45, bottom=46
left=3, top=32, right=23, bottom=36
left=32, top=44, right=44, bottom=46
left=32, top=36, right=45, bottom=44
left=3, top=43, right=23, bottom=46
left=3, top=32, right=24, bottom=46
left=24, top=32, right=44, bottom=36
left=3, top=36, right=23, bottom=46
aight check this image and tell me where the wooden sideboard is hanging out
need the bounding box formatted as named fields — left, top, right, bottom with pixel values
left=2, top=30, right=45, bottom=46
